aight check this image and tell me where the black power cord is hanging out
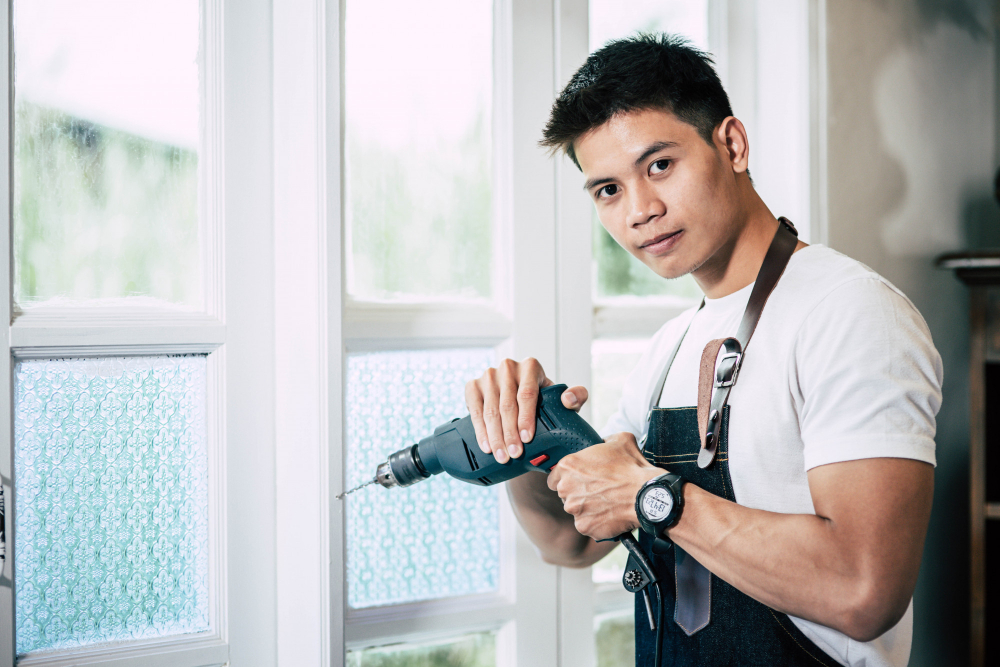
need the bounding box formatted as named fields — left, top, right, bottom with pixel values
left=616, top=533, right=665, bottom=665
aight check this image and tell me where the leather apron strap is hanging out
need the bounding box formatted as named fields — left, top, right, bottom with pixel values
left=696, top=218, right=798, bottom=468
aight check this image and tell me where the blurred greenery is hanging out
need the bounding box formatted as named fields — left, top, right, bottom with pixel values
left=595, top=612, right=635, bottom=667
left=347, top=633, right=495, bottom=667
left=347, top=111, right=492, bottom=300
left=593, top=213, right=703, bottom=300
left=14, top=101, right=200, bottom=307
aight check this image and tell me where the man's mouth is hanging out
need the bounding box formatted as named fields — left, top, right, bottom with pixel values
left=639, top=230, right=682, bottom=255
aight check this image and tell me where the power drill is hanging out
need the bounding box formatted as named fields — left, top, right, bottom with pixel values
left=340, top=383, right=664, bottom=636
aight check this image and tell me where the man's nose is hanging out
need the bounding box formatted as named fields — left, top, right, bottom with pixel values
left=625, top=181, right=666, bottom=228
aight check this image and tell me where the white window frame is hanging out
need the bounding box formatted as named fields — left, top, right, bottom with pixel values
left=0, top=0, right=280, bottom=665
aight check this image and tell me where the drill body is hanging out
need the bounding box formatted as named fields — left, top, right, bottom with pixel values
left=376, top=384, right=603, bottom=489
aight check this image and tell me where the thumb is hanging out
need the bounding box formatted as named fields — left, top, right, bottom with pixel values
left=561, top=386, right=589, bottom=411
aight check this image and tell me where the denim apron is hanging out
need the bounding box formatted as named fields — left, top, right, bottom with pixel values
left=634, top=406, right=843, bottom=666
left=631, top=220, right=843, bottom=666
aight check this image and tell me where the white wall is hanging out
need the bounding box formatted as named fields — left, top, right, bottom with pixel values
left=825, top=0, right=997, bottom=662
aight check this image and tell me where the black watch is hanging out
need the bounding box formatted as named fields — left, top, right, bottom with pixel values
left=635, top=473, right=685, bottom=537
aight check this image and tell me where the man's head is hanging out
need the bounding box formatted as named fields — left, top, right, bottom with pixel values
left=543, top=34, right=767, bottom=296
left=541, top=33, right=733, bottom=168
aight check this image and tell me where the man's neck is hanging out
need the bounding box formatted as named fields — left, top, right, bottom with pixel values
left=693, top=201, right=783, bottom=300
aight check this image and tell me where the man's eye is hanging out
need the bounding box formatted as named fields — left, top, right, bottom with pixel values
left=599, top=184, right=619, bottom=198
left=650, top=159, right=671, bottom=174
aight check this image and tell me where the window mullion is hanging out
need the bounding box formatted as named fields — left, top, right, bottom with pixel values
left=1, top=0, right=16, bottom=657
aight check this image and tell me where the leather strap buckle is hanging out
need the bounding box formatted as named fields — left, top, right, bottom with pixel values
left=714, top=350, right=741, bottom=388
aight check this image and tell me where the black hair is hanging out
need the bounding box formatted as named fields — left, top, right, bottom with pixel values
left=541, top=33, right=733, bottom=168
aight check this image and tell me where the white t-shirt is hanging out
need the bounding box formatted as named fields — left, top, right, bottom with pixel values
left=601, top=245, right=943, bottom=667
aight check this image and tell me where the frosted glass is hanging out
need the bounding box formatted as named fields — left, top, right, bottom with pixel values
left=13, top=1, right=201, bottom=307
left=347, top=632, right=495, bottom=667
left=14, top=356, right=209, bottom=654
left=346, top=349, right=499, bottom=608
left=345, top=0, right=493, bottom=300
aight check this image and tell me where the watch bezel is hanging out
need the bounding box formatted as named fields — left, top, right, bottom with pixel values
left=635, top=473, right=685, bottom=536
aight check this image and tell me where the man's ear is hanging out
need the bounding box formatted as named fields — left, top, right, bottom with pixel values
left=715, top=116, right=749, bottom=175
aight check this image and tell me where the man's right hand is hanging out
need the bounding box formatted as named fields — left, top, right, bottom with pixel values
left=465, top=358, right=589, bottom=464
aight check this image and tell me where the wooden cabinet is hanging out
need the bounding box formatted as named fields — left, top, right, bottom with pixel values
left=938, top=252, right=1000, bottom=665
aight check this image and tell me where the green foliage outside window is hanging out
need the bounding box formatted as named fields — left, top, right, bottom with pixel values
left=347, top=113, right=492, bottom=301
left=347, top=633, right=495, bottom=667
left=14, top=101, right=200, bottom=307
left=593, top=214, right=703, bottom=300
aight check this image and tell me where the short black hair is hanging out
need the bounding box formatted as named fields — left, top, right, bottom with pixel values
left=541, top=33, right=733, bottom=168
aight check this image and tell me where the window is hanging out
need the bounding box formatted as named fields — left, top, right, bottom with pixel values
left=337, top=0, right=518, bottom=663
left=1, top=0, right=275, bottom=665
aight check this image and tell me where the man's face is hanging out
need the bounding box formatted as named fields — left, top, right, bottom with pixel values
left=575, top=108, right=741, bottom=281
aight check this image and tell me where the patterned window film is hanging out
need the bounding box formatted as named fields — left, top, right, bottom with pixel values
left=14, top=356, right=210, bottom=654
left=345, top=349, right=500, bottom=608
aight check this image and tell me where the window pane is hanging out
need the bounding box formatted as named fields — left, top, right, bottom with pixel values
left=13, top=1, right=201, bottom=308
left=595, top=610, right=635, bottom=667
left=346, top=350, right=499, bottom=608
left=588, top=0, right=708, bottom=301
left=345, top=0, right=493, bottom=301
left=347, top=632, right=496, bottom=667
left=590, top=0, right=708, bottom=51
left=14, top=356, right=209, bottom=654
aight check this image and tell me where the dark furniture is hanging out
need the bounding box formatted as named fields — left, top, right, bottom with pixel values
left=938, top=251, right=1000, bottom=666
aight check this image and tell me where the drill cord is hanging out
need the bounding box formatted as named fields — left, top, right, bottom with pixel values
left=654, top=581, right=664, bottom=667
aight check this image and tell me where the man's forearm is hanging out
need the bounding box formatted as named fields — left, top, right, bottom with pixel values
left=506, top=473, right=613, bottom=567
left=667, top=459, right=933, bottom=642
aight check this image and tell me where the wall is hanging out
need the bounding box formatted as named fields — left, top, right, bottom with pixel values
left=825, top=0, right=997, bottom=662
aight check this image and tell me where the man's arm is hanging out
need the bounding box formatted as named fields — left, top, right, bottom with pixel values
left=668, top=457, right=932, bottom=642
left=548, top=438, right=934, bottom=642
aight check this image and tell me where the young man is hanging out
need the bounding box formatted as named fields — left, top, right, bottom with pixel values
left=465, top=34, right=942, bottom=665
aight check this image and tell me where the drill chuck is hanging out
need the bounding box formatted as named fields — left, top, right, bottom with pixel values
left=376, top=445, right=431, bottom=489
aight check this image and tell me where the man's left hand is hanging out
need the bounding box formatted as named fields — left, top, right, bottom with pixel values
left=546, top=431, right=663, bottom=540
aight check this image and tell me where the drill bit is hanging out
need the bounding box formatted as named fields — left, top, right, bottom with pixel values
left=336, top=477, right=377, bottom=500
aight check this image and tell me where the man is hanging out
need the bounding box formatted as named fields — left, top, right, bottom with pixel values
left=465, top=34, right=941, bottom=665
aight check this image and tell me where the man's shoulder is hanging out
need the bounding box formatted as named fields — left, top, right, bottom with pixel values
left=776, top=245, right=919, bottom=320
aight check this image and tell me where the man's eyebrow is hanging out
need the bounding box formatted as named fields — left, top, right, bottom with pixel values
left=634, top=141, right=678, bottom=167
left=583, top=176, right=615, bottom=192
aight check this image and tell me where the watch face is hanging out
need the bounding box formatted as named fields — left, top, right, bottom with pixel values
left=641, top=486, right=673, bottom=522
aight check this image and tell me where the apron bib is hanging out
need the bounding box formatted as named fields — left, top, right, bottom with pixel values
left=634, top=406, right=842, bottom=666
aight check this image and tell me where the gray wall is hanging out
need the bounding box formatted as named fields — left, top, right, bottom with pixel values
left=825, top=0, right=997, bottom=663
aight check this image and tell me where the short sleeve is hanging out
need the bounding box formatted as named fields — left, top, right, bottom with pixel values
left=794, top=278, right=942, bottom=471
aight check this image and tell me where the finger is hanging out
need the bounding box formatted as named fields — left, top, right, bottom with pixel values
left=546, top=464, right=562, bottom=493
left=465, top=380, right=490, bottom=455
left=561, top=385, right=589, bottom=411
left=480, top=369, right=508, bottom=462
left=517, top=358, right=553, bottom=443
left=497, top=359, right=522, bottom=460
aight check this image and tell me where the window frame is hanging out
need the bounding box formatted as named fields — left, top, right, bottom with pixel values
left=0, top=0, right=281, bottom=665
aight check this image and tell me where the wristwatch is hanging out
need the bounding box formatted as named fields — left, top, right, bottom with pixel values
left=635, top=473, right=685, bottom=537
